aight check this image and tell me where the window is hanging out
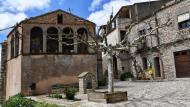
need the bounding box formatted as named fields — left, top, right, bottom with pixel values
left=120, top=31, right=126, bottom=42
left=30, top=27, right=43, bottom=53
left=10, top=36, right=14, bottom=59
left=62, top=27, right=74, bottom=53
left=47, top=27, right=59, bottom=53
left=15, top=30, right=19, bottom=56
left=178, top=20, right=190, bottom=29
left=77, top=28, right=88, bottom=53
left=178, top=13, right=190, bottom=29
left=29, top=83, right=36, bottom=90
left=57, top=14, right=63, bottom=24
left=138, top=29, right=146, bottom=36
left=142, top=57, right=148, bottom=70
left=154, top=57, right=161, bottom=77
left=111, top=20, right=116, bottom=29
left=10, top=31, right=20, bottom=59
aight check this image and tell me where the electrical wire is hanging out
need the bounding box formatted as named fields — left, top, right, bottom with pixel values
left=0, top=26, right=14, bottom=32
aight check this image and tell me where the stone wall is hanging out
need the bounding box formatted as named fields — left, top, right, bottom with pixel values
left=21, top=10, right=95, bottom=54
left=21, top=54, right=97, bottom=95
left=102, top=0, right=190, bottom=80
left=0, top=42, right=7, bottom=103
left=6, top=56, right=22, bottom=99
left=4, top=10, right=101, bottom=98
left=126, top=0, right=190, bottom=80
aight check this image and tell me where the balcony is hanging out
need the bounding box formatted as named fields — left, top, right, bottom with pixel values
left=116, top=18, right=131, bottom=29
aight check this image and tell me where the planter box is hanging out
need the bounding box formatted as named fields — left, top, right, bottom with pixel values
left=133, top=79, right=165, bottom=82
left=88, top=91, right=128, bottom=103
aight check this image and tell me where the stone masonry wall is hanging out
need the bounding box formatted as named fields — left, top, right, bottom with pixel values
left=0, top=42, right=7, bottom=103
left=126, top=0, right=190, bottom=80
left=21, top=55, right=97, bottom=95
left=4, top=10, right=101, bottom=98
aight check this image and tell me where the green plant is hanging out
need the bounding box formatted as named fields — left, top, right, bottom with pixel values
left=120, top=72, right=134, bottom=81
left=2, top=93, right=63, bottom=107
left=48, top=93, right=63, bottom=99
left=63, top=87, right=77, bottom=100
left=2, top=93, right=36, bottom=107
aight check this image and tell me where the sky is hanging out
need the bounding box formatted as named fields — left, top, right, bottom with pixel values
left=0, top=0, right=157, bottom=43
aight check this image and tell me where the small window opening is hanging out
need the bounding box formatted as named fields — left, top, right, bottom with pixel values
left=138, top=29, right=146, bottom=36
left=29, top=83, right=36, bottom=90
left=142, top=57, right=148, bottom=70
left=57, top=14, right=63, bottom=24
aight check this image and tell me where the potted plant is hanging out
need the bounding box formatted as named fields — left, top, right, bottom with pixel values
left=120, top=72, right=134, bottom=81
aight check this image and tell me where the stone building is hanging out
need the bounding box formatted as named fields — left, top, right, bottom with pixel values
left=101, top=0, right=190, bottom=80
left=0, top=42, right=7, bottom=103
left=0, top=9, right=103, bottom=100
left=100, top=0, right=171, bottom=79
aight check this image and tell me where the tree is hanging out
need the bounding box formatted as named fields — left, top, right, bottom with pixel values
left=15, top=16, right=172, bottom=93
left=82, top=17, right=172, bottom=93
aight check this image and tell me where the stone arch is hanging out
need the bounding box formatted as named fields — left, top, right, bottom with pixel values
left=47, top=27, right=59, bottom=53
left=30, top=27, right=43, bottom=53
left=62, top=27, right=74, bottom=53
left=77, top=28, right=88, bottom=53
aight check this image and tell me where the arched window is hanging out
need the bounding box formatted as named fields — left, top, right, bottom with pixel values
left=15, top=30, right=19, bottom=56
left=77, top=28, right=88, bottom=53
left=47, top=27, right=59, bottom=53
left=30, top=27, right=43, bottom=53
left=62, top=27, right=74, bottom=53
left=10, top=36, right=15, bottom=58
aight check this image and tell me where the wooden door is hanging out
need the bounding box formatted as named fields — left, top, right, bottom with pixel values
left=174, top=50, right=190, bottom=78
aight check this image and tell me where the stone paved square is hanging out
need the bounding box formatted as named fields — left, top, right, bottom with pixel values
left=30, top=78, right=190, bottom=107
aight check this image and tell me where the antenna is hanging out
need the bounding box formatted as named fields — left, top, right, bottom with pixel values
left=68, top=8, right=73, bottom=13
left=110, top=6, right=113, bottom=21
left=111, top=6, right=113, bottom=15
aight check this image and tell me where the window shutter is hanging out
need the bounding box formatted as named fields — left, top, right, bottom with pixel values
left=178, top=13, right=190, bottom=22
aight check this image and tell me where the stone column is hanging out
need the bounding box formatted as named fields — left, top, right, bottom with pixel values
left=117, top=58, right=122, bottom=76
left=58, top=28, right=62, bottom=53
left=107, top=54, right=114, bottom=93
left=79, top=78, right=86, bottom=94
left=74, top=28, right=78, bottom=53
left=43, top=28, right=47, bottom=53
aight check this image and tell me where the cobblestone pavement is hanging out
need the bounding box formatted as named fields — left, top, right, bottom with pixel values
left=30, top=78, right=190, bottom=107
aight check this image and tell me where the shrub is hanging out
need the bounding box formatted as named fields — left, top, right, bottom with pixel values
left=63, top=87, right=77, bottom=100
left=2, top=93, right=36, bottom=107
left=48, top=93, right=63, bottom=99
left=120, top=72, right=134, bottom=81
left=2, top=93, right=63, bottom=107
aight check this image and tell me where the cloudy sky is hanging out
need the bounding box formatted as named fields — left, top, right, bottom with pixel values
left=0, top=0, right=156, bottom=43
